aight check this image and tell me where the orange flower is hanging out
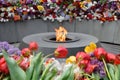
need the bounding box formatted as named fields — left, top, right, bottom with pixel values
left=14, top=15, right=21, bottom=21
left=20, top=0, right=26, bottom=4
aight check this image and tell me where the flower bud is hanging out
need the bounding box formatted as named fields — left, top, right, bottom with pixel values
left=29, top=42, right=38, bottom=51
left=21, top=48, right=31, bottom=57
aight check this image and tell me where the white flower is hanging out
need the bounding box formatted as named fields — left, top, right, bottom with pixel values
left=1, top=13, right=5, bottom=17
left=47, top=0, right=52, bottom=3
left=56, top=16, right=64, bottom=22
left=74, top=67, right=80, bottom=73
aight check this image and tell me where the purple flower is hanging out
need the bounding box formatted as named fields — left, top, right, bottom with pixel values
left=100, top=70, right=106, bottom=78
left=51, top=0, right=56, bottom=3
left=90, top=59, right=106, bottom=78
left=64, top=15, right=70, bottom=20
left=26, top=0, right=33, bottom=4
left=0, top=41, right=21, bottom=55
left=7, top=48, right=21, bottom=55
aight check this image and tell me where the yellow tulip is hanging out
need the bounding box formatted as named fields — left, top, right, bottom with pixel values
left=66, top=56, right=76, bottom=64
left=84, top=46, right=91, bottom=53
left=84, top=42, right=97, bottom=53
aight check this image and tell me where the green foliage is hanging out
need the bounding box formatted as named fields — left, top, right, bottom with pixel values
left=58, top=65, right=73, bottom=80
left=107, top=63, right=120, bottom=80
left=2, top=50, right=26, bottom=80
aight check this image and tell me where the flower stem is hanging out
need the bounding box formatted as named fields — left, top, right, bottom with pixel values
left=44, top=53, right=54, bottom=58
left=83, top=73, right=94, bottom=79
left=0, top=73, right=3, bottom=80
left=102, top=58, right=112, bottom=80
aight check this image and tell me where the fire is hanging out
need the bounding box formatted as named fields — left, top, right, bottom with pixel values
left=55, top=26, right=67, bottom=42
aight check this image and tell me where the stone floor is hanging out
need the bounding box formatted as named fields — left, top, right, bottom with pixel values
left=11, top=42, right=120, bottom=54
left=100, top=42, right=120, bottom=54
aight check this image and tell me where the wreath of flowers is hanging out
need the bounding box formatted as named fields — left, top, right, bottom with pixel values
left=0, top=0, right=120, bottom=23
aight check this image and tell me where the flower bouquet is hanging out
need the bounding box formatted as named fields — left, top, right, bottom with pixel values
left=0, top=41, right=120, bottom=80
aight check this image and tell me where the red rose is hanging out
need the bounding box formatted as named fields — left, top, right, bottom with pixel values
left=106, top=53, right=116, bottom=63
left=54, top=46, right=68, bottom=58
left=21, top=48, right=31, bottom=57
left=76, top=52, right=90, bottom=62
left=94, top=48, right=107, bottom=60
left=29, top=42, right=38, bottom=51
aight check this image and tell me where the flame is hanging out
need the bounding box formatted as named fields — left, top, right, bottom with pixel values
left=55, top=26, right=67, bottom=42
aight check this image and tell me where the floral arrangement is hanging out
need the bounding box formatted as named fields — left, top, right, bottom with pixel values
left=0, top=41, right=120, bottom=80
left=0, top=0, right=120, bottom=23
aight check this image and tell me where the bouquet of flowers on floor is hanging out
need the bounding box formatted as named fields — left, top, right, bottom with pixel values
left=0, top=41, right=120, bottom=80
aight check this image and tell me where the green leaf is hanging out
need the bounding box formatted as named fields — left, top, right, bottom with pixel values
left=107, top=63, right=115, bottom=80
left=32, top=52, right=44, bottom=80
left=103, top=76, right=109, bottom=80
left=115, top=65, right=119, bottom=80
left=44, top=68, right=58, bottom=80
left=2, top=50, right=26, bottom=80
left=100, top=0, right=107, bottom=4
left=117, top=65, right=120, bottom=79
left=67, top=66, right=74, bottom=80
left=26, top=53, right=42, bottom=80
left=3, top=76, right=10, bottom=80
left=40, top=63, right=53, bottom=80
left=59, top=65, right=73, bottom=80
left=91, top=73, right=100, bottom=80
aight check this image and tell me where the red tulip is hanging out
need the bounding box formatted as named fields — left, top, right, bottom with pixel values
left=81, top=78, right=88, bottom=80
left=78, top=59, right=89, bottom=68
left=45, top=58, right=54, bottom=66
left=12, top=54, right=21, bottom=61
left=0, top=57, right=6, bottom=65
left=19, top=58, right=30, bottom=70
left=76, top=52, right=90, bottom=62
left=29, top=42, right=38, bottom=51
left=21, top=48, right=31, bottom=57
left=0, top=62, right=9, bottom=74
left=54, top=46, right=68, bottom=58
left=94, top=48, right=107, bottom=60
left=114, top=54, right=120, bottom=65
left=85, top=63, right=97, bottom=74
left=106, top=53, right=116, bottom=63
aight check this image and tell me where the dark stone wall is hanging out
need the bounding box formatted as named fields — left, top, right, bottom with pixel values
left=0, top=19, right=120, bottom=44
